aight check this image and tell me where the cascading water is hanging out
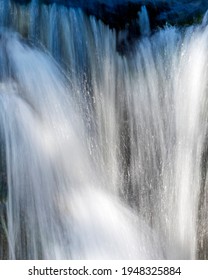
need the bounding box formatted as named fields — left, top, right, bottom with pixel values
left=0, top=0, right=207, bottom=260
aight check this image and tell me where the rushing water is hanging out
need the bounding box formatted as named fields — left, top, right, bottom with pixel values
left=0, top=0, right=208, bottom=259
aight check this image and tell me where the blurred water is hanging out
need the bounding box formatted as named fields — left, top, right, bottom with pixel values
left=0, top=0, right=207, bottom=259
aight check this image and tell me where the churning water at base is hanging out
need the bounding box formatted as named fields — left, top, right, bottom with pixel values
left=0, top=1, right=208, bottom=259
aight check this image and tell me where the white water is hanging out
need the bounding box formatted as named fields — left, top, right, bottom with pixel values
left=0, top=1, right=207, bottom=259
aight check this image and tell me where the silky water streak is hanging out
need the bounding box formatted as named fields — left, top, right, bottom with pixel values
left=0, top=1, right=207, bottom=259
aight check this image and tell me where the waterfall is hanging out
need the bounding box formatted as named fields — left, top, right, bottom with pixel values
left=138, top=6, right=151, bottom=36
left=0, top=0, right=207, bottom=260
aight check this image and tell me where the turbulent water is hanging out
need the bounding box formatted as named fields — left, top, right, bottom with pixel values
left=0, top=0, right=208, bottom=259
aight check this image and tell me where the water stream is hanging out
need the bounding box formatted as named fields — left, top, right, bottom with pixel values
left=0, top=0, right=207, bottom=259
